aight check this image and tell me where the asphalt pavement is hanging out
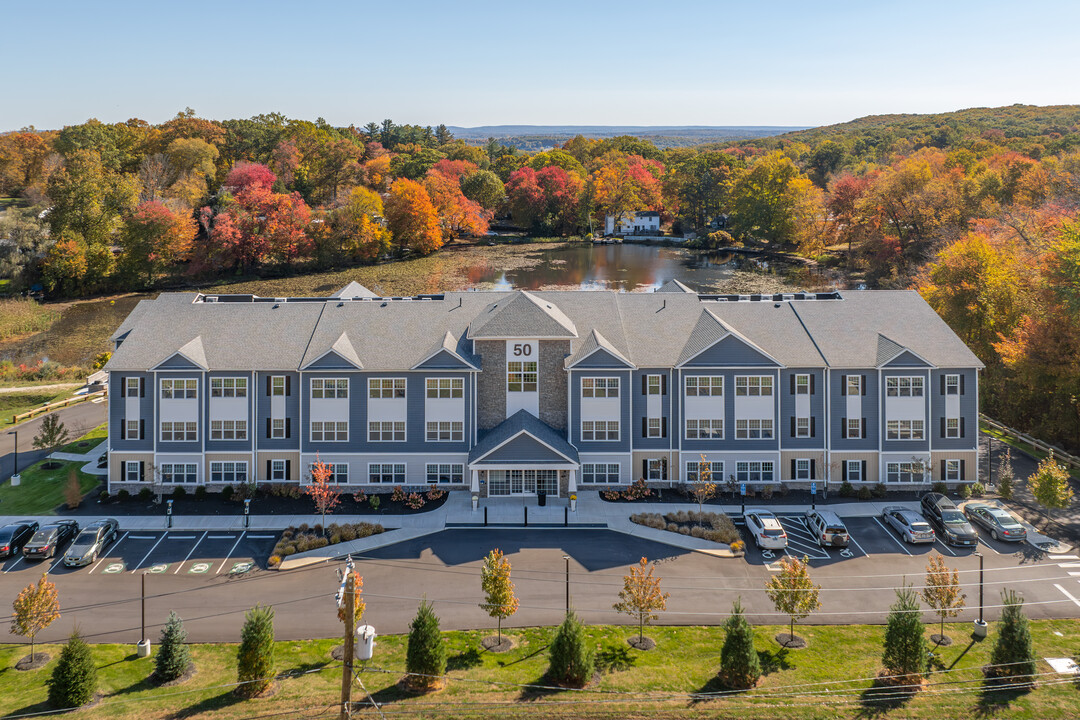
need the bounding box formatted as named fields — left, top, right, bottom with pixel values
left=0, top=399, right=107, bottom=479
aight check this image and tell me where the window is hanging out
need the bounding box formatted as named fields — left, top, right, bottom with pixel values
left=795, top=417, right=811, bottom=438
left=368, top=421, right=405, bottom=442
left=210, top=461, right=248, bottom=484
left=270, top=459, right=286, bottom=481
left=647, top=459, right=666, bottom=481
left=886, top=377, right=924, bottom=397
left=369, top=463, right=405, bottom=484
left=846, top=375, right=862, bottom=396
left=945, top=375, right=960, bottom=395
left=311, top=463, right=348, bottom=483
left=426, top=378, right=463, bottom=398
left=310, top=421, right=348, bottom=442
left=582, top=377, right=619, bottom=398
left=582, top=463, right=620, bottom=484
left=126, top=377, right=140, bottom=396
left=124, top=461, right=141, bottom=483
left=161, top=378, right=197, bottom=399
left=686, top=461, right=723, bottom=483
left=886, top=419, right=924, bottom=440
left=426, top=463, right=464, bottom=484
left=735, top=418, right=773, bottom=439
left=368, top=378, right=406, bottom=399
left=685, top=376, right=723, bottom=396
left=795, top=374, right=810, bottom=394
left=161, top=463, right=197, bottom=484
left=886, top=462, right=925, bottom=483
left=736, top=461, right=774, bottom=483
left=794, top=459, right=811, bottom=480
left=160, top=421, right=197, bottom=442
left=271, top=418, right=286, bottom=439
left=685, top=418, right=723, bottom=439
left=271, top=376, right=287, bottom=396
left=735, top=376, right=773, bottom=396
left=646, top=375, right=662, bottom=395
left=210, top=419, right=247, bottom=440
left=125, top=419, right=140, bottom=440
left=311, top=378, right=348, bottom=399
left=846, top=418, right=862, bottom=439
left=426, top=421, right=464, bottom=442
left=582, top=420, right=619, bottom=441
left=211, top=377, right=247, bottom=398
left=507, top=361, right=538, bottom=392
left=845, top=460, right=863, bottom=482
left=644, top=417, right=660, bottom=438
left=945, top=418, right=960, bottom=438
left=945, top=459, right=961, bottom=482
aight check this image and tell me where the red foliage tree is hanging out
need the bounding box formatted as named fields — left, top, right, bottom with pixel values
left=424, top=171, right=490, bottom=239
left=305, top=454, right=341, bottom=533
left=431, top=159, right=478, bottom=183
left=226, top=161, right=277, bottom=191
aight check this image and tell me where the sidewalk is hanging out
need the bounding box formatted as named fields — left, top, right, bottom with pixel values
left=47, top=441, right=108, bottom=476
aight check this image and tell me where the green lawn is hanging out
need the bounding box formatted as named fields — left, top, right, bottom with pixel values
left=0, top=459, right=100, bottom=514
left=55, top=421, right=108, bottom=454
left=1, top=620, right=1078, bottom=719
left=0, top=388, right=77, bottom=426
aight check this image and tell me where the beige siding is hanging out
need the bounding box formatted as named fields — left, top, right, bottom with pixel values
left=108, top=452, right=154, bottom=487
left=780, top=451, right=826, bottom=482
left=828, top=452, right=880, bottom=484
left=255, top=451, right=301, bottom=482
left=931, top=450, right=979, bottom=484
left=632, top=451, right=678, bottom=485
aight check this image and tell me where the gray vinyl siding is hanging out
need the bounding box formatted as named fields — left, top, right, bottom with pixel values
left=574, top=348, right=631, bottom=369
left=880, top=368, right=931, bottom=453
left=569, top=370, right=632, bottom=453
left=931, top=368, right=979, bottom=450
left=110, top=371, right=154, bottom=451
left=884, top=350, right=929, bottom=367
left=478, top=435, right=569, bottom=464
left=306, top=352, right=358, bottom=370
left=156, top=354, right=202, bottom=370
left=779, top=369, right=825, bottom=449
left=680, top=369, right=781, bottom=452
left=415, top=351, right=473, bottom=370
left=354, top=372, right=472, bottom=454
left=830, top=370, right=878, bottom=450
left=681, top=334, right=780, bottom=367
left=631, top=368, right=672, bottom=450
left=153, top=372, right=203, bottom=454
left=255, top=371, right=300, bottom=450
left=301, top=371, right=358, bottom=454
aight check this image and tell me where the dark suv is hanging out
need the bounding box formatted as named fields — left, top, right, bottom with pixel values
left=0, top=521, right=40, bottom=558
left=920, top=492, right=978, bottom=547
left=23, top=520, right=80, bottom=560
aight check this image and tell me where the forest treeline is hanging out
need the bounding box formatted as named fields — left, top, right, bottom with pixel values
left=0, top=104, right=1078, bottom=451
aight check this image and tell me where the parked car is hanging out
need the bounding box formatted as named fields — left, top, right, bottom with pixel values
left=881, top=506, right=935, bottom=544
left=0, top=521, right=40, bottom=559
left=22, top=520, right=80, bottom=560
left=744, top=509, right=788, bottom=550
left=920, top=492, right=978, bottom=547
left=64, top=519, right=119, bottom=567
left=964, top=502, right=1028, bottom=542
left=804, top=509, right=849, bottom=548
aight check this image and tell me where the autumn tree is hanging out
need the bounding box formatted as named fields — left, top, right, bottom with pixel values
left=226, top=161, right=276, bottom=191
left=310, top=138, right=362, bottom=204
left=997, top=449, right=1015, bottom=500
left=0, top=208, right=53, bottom=288
left=921, top=553, right=965, bottom=646
left=589, top=153, right=663, bottom=232
left=1027, top=454, right=1074, bottom=524
left=613, top=556, right=669, bottom=648
left=424, top=171, right=490, bottom=239
left=337, top=569, right=365, bottom=626
left=385, top=178, right=442, bottom=256
left=324, top=186, right=392, bottom=264
left=461, top=169, right=506, bottom=211
left=729, top=151, right=819, bottom=250
left=32, top=413, right=69, bottom=453
left=41, top=235, right=88, bottom=295
left=194, top=184, right=311, bottom=272
left=305, top=455, right=341, bottom=533
left=764, top=555, right=821, bottom=647
left=118, top=201, right=195, bottom=286
left=46, top=148, right=139, bottom=248
left=479, top=549, right=519, bottom=644
left=690, top=454, right=718, bottom=517
left=11, top=573, right=61, bottom=663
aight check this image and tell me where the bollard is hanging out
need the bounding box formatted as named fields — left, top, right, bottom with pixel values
left=564, top=507, right=568, bottom=526
left=524, top=506, right=528, bottom=527
left=484, top=506, right=488, bottom=526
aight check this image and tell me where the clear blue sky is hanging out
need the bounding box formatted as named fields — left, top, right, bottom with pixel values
left=3, top=0, right=1078, bottom=131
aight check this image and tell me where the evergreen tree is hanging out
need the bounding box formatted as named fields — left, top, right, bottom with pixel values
left=154, top=611, right=192, bottom=683
left=236, top=604, right=275, bottom=697
left=881, top=586, right=927, bottom=684
left=47, top=629, right=97, bottom=709
left=406, top=599, right=446, bottom=688
left=987, top=589, right=1037, bottom=685
left=720, top=599, right=761, bottom=689
left=547, top=610, right=595, bottom=688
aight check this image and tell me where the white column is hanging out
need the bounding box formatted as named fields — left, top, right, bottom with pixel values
left=470, top=469, right=480, bottom=493
left=568, top=469, right=577, bottom=493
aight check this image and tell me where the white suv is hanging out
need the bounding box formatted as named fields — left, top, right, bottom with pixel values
left=744, top=509, right=788, bottom=550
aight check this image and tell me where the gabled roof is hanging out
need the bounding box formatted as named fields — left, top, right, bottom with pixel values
left=676, top=308, right=783, bottom=367
left=413, top=330, right=479, bottom=370
left=155, top=335, right=208, bottom=370
left=302, top=331, right=364, bottom=370
left=875, top=334, right=905, bottom=367
left=332, top=281, right=378, bottom=299
left=468, top=290, right=578, bottom=339
left=655, top=278, right=695, bottom=293
left=468, top=411, right=579, bottom=465
left=565, top=329, right=634, bottom=369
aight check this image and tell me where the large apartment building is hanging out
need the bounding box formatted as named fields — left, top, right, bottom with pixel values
left=104, top=281, right=982, bottom=498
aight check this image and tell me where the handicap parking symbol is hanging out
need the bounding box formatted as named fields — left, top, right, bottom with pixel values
left=148, top=563, right=169, bottom=574
left=229, top=561, right=254, bottom=575
left=102, top=562, right=125, bottom=574
left=761, top=549, right=775, bottom=560
left=839, top=548, right=855, bottom=558
left=188, top=562, right=212, bottom=574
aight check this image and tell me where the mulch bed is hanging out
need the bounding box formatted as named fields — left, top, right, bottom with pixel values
left=15, top=653, right=50, bottom=671
left=397, top=675, right=447, bottom=693
left=154, top=662, right=197, bottom=687
left=481, top=635, right=515, bottom=653
left=930, top=634, right=954, bottom=647
left=774, top=633, right=807, bottom=649
left=626, top=636, right=656, bottom=651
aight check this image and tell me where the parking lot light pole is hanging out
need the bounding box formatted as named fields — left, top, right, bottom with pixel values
left=6, top=429, right=16, bottom=480
left=973, top=551, right=988, bottom=637
left=562, top=555, right=570, bottom=612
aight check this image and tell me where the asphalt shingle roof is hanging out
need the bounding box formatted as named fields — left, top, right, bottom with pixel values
left=468, top=410, right=579, bottom=464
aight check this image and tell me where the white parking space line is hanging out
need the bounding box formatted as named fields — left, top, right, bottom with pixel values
left=89, top=532, right=128, bottom=574
left=874, top=517, right=912, bottom=555
left=216, top=532, right=246, bottom=574
left=175, top=531, right=208, bottom=574
left=846, top=534, right=870, bottom=558
left=1053, top=554, right=1079, bottom=560
left=168, top=535, right=197, bottom=540
left=778, top=517, right=830, bottom=560
left=1054, top=584, right=1080, bottom=608
left=977, top=537, right=1001, bottom=555
left=934, top=540, right=957, bottom=556
left=1067, top=572, right=1080, bottom=577
left=1058, top=563, right=1080, bottom=568
left=2, top=556, right=23, bottom=573
left=129, top=535, right=156, bottom=540
left=130, top=534, right=168, bottom=573
left=246, top=535, right=276, bottom=540
left=207, top=535, right=234, bottom=540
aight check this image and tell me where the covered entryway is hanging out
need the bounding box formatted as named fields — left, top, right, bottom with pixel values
left=469, top=410, right=579, bottom=498
left=488, top=469, right=559, bottom=496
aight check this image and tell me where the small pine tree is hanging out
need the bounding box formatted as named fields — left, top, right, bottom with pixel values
left=47, top=629, right=97, bottom=709
left=547, top=610, right=595, bottom=688
left=236, top=604, right=275, bottom=697
left=997, top=449, right=1014, bottom=500
left=882, top=586, right=927, bottom=685
left=406, top=599, right=446, bottom=688
left=987, top=589, right=1037, bottom=685
left=154, top=611, right=192, bottom=683
left=720, top=598, right=761, bottom=689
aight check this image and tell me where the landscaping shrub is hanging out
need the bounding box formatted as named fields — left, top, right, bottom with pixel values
left=369, top=495, right=381, bottom=510
left=762, top=485, right=774, bottom=500
left=194, top=486, right=207, bottom=500
left=872, top=483, right=888, bottom=498
left=270, top=523, right=383, bottom=558
left=720, top=599, right=760, bottom=689
left=666, top=522, right=679, bottom=532
left=839, top=480, right=855, bottom=497
left=857, top=486, right=872, bottom=501
left=547, top=610, right=594, bottom=688
left=426, top=484, right=446, bottom=500
left=678, top=526, right=690, bottom=535
left=236, top=605, right=275, bottom=697
left=138, top=487, right=153, bottom=502
left=98, top=490, right=110, bottom=502
left=729, top=539, right=746, bottom=553
left=267, top=555, right=282, bottom=568
left=172, top=486, right=187, bottom=499
left=405, top=492, right=426, bottom=509
left=47, top=630, right=97, bottom=709
left=406, top=599, right=446, bottom=687
left=958, top=484, right=972, bottom=499
left=933, top=481, right=949, bottom=494
left=117, top=489, right=130, bottom=501
left=391, top=486, right=406, bottom=502
left=353, top=488, right=368, bottom=503
left=154, top=612, right=192, bottom=683
left=622, top=478, right=652, bottom=500
left=970, top=482, right=985, bottom=497
left=690, top=526, right=705, bottom=538
left=221, top=485, right=234, bottom=500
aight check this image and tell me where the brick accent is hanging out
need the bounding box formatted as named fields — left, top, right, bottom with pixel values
left=539, top=340, right=570, bottom=430
left=475, top=340, right=506, bottom=431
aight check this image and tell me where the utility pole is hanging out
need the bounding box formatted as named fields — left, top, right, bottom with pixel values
left=340, top=572, right=356, bottom=720
left=141, top=572, right=146, bottom=641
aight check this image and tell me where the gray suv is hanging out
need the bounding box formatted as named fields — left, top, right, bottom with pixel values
left=921, top=492, right=978, bottom=547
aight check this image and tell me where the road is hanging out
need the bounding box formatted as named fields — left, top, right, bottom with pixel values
left=0, top=399, right=106, bottom=480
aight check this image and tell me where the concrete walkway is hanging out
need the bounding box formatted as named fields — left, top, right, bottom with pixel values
left=47, top=441, right=108, bottom=476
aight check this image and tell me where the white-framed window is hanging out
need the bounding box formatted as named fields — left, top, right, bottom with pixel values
left=311, top=421, right=348, bottom=442
left=582, top=420, right=619, bottom=441
left=161, top=378, right=197, bottom=399
left=211, top=377, right=247, bottom=398
left=685, top=418, right=723, bottom=439
left=582, top=377, right=619, bottom=398
left=845, top=460, right=863, bottom=482
left=271, top=418, right=286, bottom=439
left=369, top=463, right=405, bottom=484
left=686, top=461, right=723, bottom=483
left=886, top=462, right=925, bottom=483
left=887, top=419, right=924, bottom=440
left=125, top=419, right=140, bottom=440
left=124, top=461, right=141, bottom=483
left=736, top=461, right=774, bottom=483
left=368, top=378, right=406, bottom=399
left=582, top=463, right=621, bottom=484
left=735, top=418, right=773, bottom=439
left=368, top=421, right=405, bottom=442
left=160, top=463, right=197, bottom=484
left=160, top=421, right=197, bottom=442
left=794, top=459, right=811, bottom=480
left=846, top=375, right=862, bottom=396
left=846, top=418, right=862, bottom=439
left=795, top=374, right=810, bottom=394
left=426, top=463, right=464, bottom=484
left=310, top=462, right=348, bottom=483
left=271, top=376, right=287, bottom=396
left=426, top=378, right=463, bottom=398
left=945, top=459, right=961, bottom=482
left=210, top=419, right=247, bottom=440
left=795, top=417, right=810, bottom=438
left=945, top=374, right=960, bottom=395
left=647, top=459, right=666, bottom=481
left=685, top=376, right=722, bottom=396
left=735, top=376, right=772, bottom=396
left=646, top=418, right=662, bottom=438
left=426, top=421, right=464, bottom=442
left=886, top=376, right=924, bottom=397
left=507, top=361, right=538, bottom=392
left=125, top=377, right=140, bottom=396
left=945, top=418, right=960, bottom=438
left=646, top=375, right=662, bottom=395
left=311, top=378, right=348, bottom=399
left=270, top=459, right=287, bottom=481
left=210, top=461, right=248, bottom=484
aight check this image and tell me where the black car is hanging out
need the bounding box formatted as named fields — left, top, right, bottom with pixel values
left=920, top=492, right=978, bottom=547
left=0, top=521, right=40, bottom=558
left=64, top=519, right=119, bottom=567
left=22, top=520, right=80, bottom=560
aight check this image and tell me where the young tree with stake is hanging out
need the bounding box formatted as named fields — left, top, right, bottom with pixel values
left=690, top=453, right=718, bottom=518
left=921, top=553, right=965, bottom=646
left=479, top=549, right=518, bottom=645
left=613, top=556, right=669, bottom=649
left=32, top=413, right=69, bottom=454
left=764, top=555, right=821, bottom=647
left=305, top=454, right=341, bottom=534
left=11, top=573, right=60, bottom=664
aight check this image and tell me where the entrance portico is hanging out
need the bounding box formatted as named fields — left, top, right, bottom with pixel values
left=468, top=410, right=579, bottom=498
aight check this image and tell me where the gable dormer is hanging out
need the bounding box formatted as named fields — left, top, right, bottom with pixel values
left=467, top=290, right=578, bottom=339
left=565, top=329, right=634, bottom=369
left=153, top=336, right=208, bottom=371
left=301, top=332, right=363, bottom=371
left=677, top=309, right=781, bottom=367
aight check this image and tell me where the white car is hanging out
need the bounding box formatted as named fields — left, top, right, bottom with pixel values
left=744, top=509, right=788, bottom=550
left=881, top=506, right=936, bottom=544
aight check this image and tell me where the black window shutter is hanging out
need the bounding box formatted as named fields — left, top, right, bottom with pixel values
left=960, top=375, right=965, bottom=394
left=941, top=459, right=946, bottom=480
left=285, top=460, right=291, bottom=480
left=841, top=417, right=847, bottom=437
left=810, top=417, right=816, bottom=437
left=660, top=457, right=667, bottom=480
left=860, top=460, right=867, bottom=480
left=641, top=375, right=647, bottom=394
left=661, top=417, right=667, bottom=437
left=960, top=459, right=966, bottom=481
left=790, top=417, right=796, bottom=437
left=940, top=375, right=945, bottom=395
left=841, top=375, right=847, bottom=396
left=791, top=459, right=796, bottom=478
left=266, top=376, right=271, bottom=395
left=285, top=418, right=291, bottom=438
left=266, top=460, right=272, bottom=479
left=861, top=418, right=867, bottom=439
left=790, top=375, right=796, bottom=394
left=861, top=375, right=867, bottom=395
left=140, top=378, right=145, bottom=397
left=139, top=461, right=145, bottom=481
left=121, top=380, right=127, bottom=397
left=940, top=418, right=946, bottom=437
left=661, top=374, right=667, bottom=395
left=810, top=374, right=815, bottom=394
left=960, top=417, right=965, bottom=437
left=810, top=459, right=816, bottom=479
left=641, top=417, right=647, bottom=437
left=139, top=419, right=145, bottom=439
left=285, top=376, right=291, bottom=396
left=266, top=418, right=271, bottom=438
left=120, top=418, right=126, bottom=439
left=641, top=459, right=647, bottom=480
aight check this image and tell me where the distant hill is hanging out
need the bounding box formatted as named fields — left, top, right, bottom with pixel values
left=447, top=125, right=810, bottom=150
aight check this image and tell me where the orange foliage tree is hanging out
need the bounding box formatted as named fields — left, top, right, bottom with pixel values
left=385, top=178, right=442, bottom=255
left=304, top=454, right=341, bottom=533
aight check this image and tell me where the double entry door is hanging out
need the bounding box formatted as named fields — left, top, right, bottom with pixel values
left=488, top=469, right=559, bottom=496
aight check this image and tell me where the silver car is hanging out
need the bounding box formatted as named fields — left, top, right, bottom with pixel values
left=964, top=503, right=1027, bottom=542
left=881, top=506, right=935, bottom=544
left=64, top=519, right=119, bottom=567
left=804, top=509, right=849, bottom=548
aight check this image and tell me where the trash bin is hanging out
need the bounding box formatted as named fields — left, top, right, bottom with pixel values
left=538, top=491, right=547, bottom=507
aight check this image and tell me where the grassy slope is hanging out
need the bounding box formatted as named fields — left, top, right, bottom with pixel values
left=0, top=388, right=77, bottom=424
left=0, top=459, right=100, bottom=514
left=55, top=422, right=108, bottom=454
left=1, top=621, right=1077, bottom=719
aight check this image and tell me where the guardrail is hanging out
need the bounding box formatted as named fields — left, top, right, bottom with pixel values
left=9, top=390, right=106, bottom=425
left=981, top=414, right=1080, bottom=470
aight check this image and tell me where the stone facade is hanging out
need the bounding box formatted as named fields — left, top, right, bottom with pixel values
left=474, top=340, right=506, bottom=431
left=539, top=340, right=571, bottom=431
